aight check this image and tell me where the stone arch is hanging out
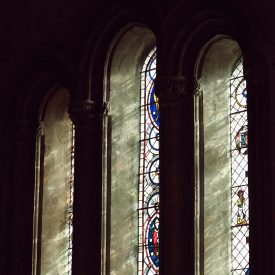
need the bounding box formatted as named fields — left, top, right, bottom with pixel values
left=33, top=86, right=73, bottom=275
left=164, top=4, right=267, bottom=274
left=1, top=44, right=74, bottom=275
left=194, top=36, right=243, bottom=275
left=174, top=7, right=267, bottom=274
left=76, top=3, right=158, bottom=103
left=152, top=3, right=265, bottom=274
left=3, top=44, right=73, bottom=122
left=159, top=1, right=260, bottom=77
left=102, top=25, right=156, bottom=274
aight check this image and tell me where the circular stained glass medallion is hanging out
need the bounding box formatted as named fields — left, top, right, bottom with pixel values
left=147, top=192, right=159, bottom=217
left=234, top=78, right=247, bottom=108
left=147, top=59, right=156, bottom=80
left=146, top=215, right=160, bottom=270
left=146, top=156, right=160, bottom=187
left=148, top=87, right=160, bottom=128
left=148, top=126, right=159, bottom=154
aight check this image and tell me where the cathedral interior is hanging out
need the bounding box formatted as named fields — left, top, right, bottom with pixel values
left=1, top=0, right=275, bottom=274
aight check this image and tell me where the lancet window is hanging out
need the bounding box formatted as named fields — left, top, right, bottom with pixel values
left=138, top=48, right=160, bottom=274
left=33, top=89, right=74, bottom=275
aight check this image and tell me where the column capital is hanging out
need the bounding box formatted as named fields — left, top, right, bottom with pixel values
left=155, top=76, right=198, bottom=102
left=69, top=100, right=108, bottom=126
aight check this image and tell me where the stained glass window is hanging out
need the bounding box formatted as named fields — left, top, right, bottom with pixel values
left=67, top=123, right=75, bottom=274
left=138, top=48, right=159, bottom=275
left=230, top=57, right=249, bottom=274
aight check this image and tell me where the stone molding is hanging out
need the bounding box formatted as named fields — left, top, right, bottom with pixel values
left=194, top=81, right=201, bottom=97
left=155, top=76, right=198, bottom=101
left=69, top=100, right=108, bottom=125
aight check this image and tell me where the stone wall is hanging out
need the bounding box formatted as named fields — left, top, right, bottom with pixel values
left=39, top=88, right=72, bottom=275
left=105, top=26, right=155, bottom=274
left=197, top=38, right=241, bottom=275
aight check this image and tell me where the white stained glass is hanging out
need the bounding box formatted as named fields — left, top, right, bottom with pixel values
left=230, top=57, right=249, bottom=274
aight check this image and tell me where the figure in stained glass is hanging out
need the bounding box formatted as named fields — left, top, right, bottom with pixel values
left=147, top=216, right=160, bottom=267
left=236, top=189, right=247, bottom=225
left=230, top=57, right=249, bottom=274
left=235, top=125, right=248, bottom=154
left=148, top=87, right=160, bottom=127
left=138, top=48, right=159, bottom=275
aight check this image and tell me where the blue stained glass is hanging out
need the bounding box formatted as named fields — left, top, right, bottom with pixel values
left=148, top=87, right=160, bottom=127
left=235, top=125, right=248, bottom=154
left=138, top=48, right=159, bottom=275
left=147, top=216, right=160, bottom=268
left=242, top=88, right=247, bottom=98
left=233, top=77, right=247, bottom=109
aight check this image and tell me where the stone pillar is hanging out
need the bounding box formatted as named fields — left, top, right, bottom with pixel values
left=155, top=77, right=196, bottom=274
left=244, top=49, right=272, bottom=274
left=69, top=100, right=106, bottom=275
left=8, top=120, right=38, bottom=275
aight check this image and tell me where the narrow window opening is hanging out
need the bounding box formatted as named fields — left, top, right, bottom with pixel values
left=67, top=123, right=75, bottom=274
left=138, top=48, right=159, bottom=275
left=33, top=88, right=74, bottom=275
left=103, top=26, right=156, bottom=274
left=230, top=57, right=249, bottom=274
left=195, top=38, right=249, bottom=275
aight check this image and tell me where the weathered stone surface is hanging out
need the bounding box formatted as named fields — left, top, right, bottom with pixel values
left=106, top=26, right=155, bottom=275
left=40, top=88, right=72, bottom=275
left=198, top=38, right=241, bottom=275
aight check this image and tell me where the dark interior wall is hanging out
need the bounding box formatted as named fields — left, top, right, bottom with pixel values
left=0, top=0, right=269, bottom=77
left=0, top=0, right=272, bottom=101
left=1, top=0, right=275, bottom=274
left=0, top=0, right=274, bottom=105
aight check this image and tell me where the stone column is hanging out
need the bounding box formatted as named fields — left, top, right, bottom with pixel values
left=69, top=100, right=106, bottom=275
left=8, top=120, right=38, bottom=275
left=155, top=77, right=196, bottom=274
left=244, top=49, right=272, bottom=274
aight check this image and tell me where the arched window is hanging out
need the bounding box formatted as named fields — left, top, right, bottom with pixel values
left=195, top=37, right=249, bottom=275
left=103, top=26, right=156, bottom=274
left=138, top=48, right=159, bottom=274
left=32, top=87, right=74, bottom=275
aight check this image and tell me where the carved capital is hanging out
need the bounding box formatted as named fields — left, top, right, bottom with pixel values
left=69, top=100, right=107, bottom=126
left=155, top=77, right=197, bottom=101
left=7, top=120, right=38, bottom=146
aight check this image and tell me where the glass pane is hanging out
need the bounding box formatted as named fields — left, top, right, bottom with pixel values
left=138, top=49, right=159, bottom=275
left=230, top=57, right=249, bottom=274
